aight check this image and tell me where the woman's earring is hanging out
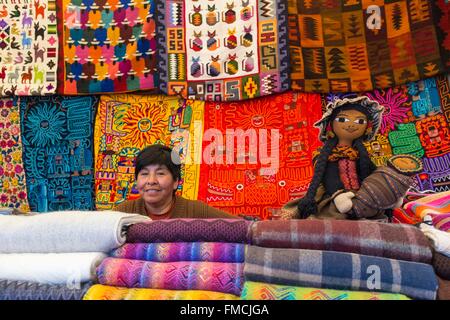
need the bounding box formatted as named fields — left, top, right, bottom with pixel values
left=326, top=131, right=335, bottom=139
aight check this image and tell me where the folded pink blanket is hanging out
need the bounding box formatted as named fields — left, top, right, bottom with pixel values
left=111, top=242, right=245, bottom=263
left=404, top=192, right=450, bottom=220
left=97, top=258, right=244, bottom=296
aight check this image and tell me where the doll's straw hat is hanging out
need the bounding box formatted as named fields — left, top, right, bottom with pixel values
left=315, top=95, right=384, bottom=143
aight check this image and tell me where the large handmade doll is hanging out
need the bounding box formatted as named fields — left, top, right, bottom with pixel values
left=284, top=96, right=422, bottom=221
left=296, top=96, right=381, bottom=220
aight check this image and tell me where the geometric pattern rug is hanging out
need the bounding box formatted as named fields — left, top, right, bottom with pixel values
left=289, top=0, right=450, bottom=93
left=156, top=0, right=290, bottom=101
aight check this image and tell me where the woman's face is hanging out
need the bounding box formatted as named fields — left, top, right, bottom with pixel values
left=332, top=109, right=368, bottom=143
left=136, top=164, right=179, bottom=207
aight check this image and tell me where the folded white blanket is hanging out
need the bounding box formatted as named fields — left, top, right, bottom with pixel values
left=0, top=211, right=150, bottom=253
left=420, top=223, right=450, bottom=257
left=0, top=253, right=106, bottom=285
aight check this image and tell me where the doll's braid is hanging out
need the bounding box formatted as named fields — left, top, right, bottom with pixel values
left=353, top=138, right=376, bottom=180
left=296, top=137, right=338, bottom=219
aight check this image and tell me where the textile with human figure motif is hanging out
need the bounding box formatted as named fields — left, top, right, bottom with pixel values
left=198, top=91, right=323, bottom=220
left=19, top=96, right=98, bottom=212
left=0, top=0, right=58, bottom=96
left=288, top=0, right=449, bottom=93
left=324, top=74, right=450, bottom=193
left=94, top=94, right=204, bottom=210
left=156, top=0, right=290, bottom=101
left=0, top=98, right=29, bottom=212
left=58, top=0, right=157, bottom=94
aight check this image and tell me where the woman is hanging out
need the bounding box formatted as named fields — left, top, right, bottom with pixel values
left=115, top=144, right=237, bottom=219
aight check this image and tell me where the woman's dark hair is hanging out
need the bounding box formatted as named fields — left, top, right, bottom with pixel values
left=296, top=103, right=377, bottom=219
left=135, top=144, right=181, bottom=181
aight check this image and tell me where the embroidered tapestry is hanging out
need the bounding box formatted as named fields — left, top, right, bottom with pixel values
left=197, top=91, right=323, bottom=220
left=94, top=94, right=204, bottom=210
left=289, top=0, right=450, bottom=93
left=324, top=74, right=450, bottom=193
left=58, top=0, right=157, bottom=94
left=156, top=0, right=290, bottom=101
left=0, top=0, right=58, bottom=96
left=19, top=96, right=98, bottom=212
left=0, top=98, right=29, bottom=212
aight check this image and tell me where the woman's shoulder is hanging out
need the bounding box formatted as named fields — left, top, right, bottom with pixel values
left=114, top=198, right=145, bottom=214
left=174, top=196, right=238, bottom=219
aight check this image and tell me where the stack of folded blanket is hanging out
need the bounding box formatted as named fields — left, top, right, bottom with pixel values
left=419, top=220, right=450, bottom=300
left=392, top=190, right=450, bottom=299
left=84, top=219, right=253, bottom=300
left=0, top=211, right=149, bottom=300
left=240, top=220, right=438, bottom=300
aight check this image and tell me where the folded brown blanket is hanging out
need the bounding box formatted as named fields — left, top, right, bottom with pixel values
left=433, top=251, right=450, bottom=280
left=251, top=219, right=432, bottom=264
left=437, top=276, right=450, bottom=300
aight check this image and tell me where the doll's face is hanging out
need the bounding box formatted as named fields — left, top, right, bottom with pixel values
left=332, top=109, right=368, bottom=143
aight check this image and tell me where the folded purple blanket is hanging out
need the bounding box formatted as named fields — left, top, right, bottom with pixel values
left=251, top=219, right=432, bottom=264
left=111, top=242, right=245, bottom=263
left=126, top=219, right=253, bottom=243
left=97, top=258, right=244, bottom=296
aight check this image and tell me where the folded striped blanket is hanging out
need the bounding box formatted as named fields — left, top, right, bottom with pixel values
left=240, top=281, right=410, bottom=300
left=244, top=246, right=438, bottom=300
left=111, top=242, right=245, bottom=263
left=84, top=284, right=239, bottom=300
left=427, top=213, right=450, bottom=232
left=251, top=220, right=432, bottom=264
left=127, top=219, right=253, bottom=244
left=97, top=258, right=244, bottom=296
left=0, top=280, right=92, bottom=300
left=393, top=208, right=421, bottom=225
left=0, top=211, right=149, bottom=253
left=404, top=191, right=450, bottom=220
left=0, top=253, right=106, bottom=285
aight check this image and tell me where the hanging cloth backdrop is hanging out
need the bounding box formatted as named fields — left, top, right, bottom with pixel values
left=0, top=98, right=29, bottom=212
left=0, top=0, right=58, bottom=96
left=94, top=94, right=204, bottom=210
left=431, top=0, right=450, bottom=71
left=57, top=0, right=157, bottom=94
left=155, top=0, right=290, bottom=101
left=288, top=0, right=450, bottom=93
left=324, top=74, right=450, bottom=193
left=19, top=96, right=98, bottom=212
left=197, top=91, right=323, bottom=220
